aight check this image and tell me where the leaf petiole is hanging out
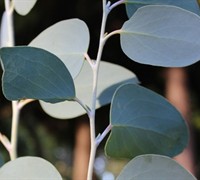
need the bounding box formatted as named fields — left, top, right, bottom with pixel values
left=96, top=124, right=112, bottom=147
left=108, top=0, right=125, bottom=11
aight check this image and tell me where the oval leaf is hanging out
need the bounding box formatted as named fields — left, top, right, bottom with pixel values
left=40, top=61, right=139, bottom=119
left=120, top=5, right=200, bottom=67
left=0, top=46, right=75, bottom=103
left=30, top=19, right=90, bottom=78
left=0, top=156, right=62, bottom=179
left=117, top=154, right=197, bottom=180
left=125, top=0, right=200, bottom=18
left=13, top=0, right=37, bottom=16
left=105, top=84, right=188, bottom=159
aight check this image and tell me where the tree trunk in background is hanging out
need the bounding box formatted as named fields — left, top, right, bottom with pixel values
left=72, top=118, right=90, bottom=180
left=165, top=68, right=196, bottom=175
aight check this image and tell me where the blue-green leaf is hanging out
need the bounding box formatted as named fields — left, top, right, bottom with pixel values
left=125, top=0, right=200, bottom=18
left=120, top=5, right=200, bottom=67
left=105, top=84, right=188, bottom=159
left=40, top=61, right=138, bottom=119
left=0, top=46, right=75, bottom=103
left=117, top=154, right=197, bottom=180
left=0, top=157, right=62, bottom=179
left=30, top=19, right=90, bottom=79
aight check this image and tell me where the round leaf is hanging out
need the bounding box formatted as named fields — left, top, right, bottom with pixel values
left=40, top=61, right=139, bottom=119
left=0, top=46, right=75, bottom=103
left=13, top=0, right=37, bottom=16
left=117, top=154, right=197, bottom=180
left=0, top=156, right=62, bottom=179
left=29, top=19, right=90, bottom=78
left=105, top=84, right=188, bottom=159
left=120, top=5, right=200, bottom=67
left=125, top=0, right=200, bottom=18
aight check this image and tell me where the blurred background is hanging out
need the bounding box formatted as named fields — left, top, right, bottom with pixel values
left=0, top=0, right=200, bottom=179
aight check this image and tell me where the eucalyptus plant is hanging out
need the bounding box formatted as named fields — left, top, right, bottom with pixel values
left=0, top=0, right=199, bottom=179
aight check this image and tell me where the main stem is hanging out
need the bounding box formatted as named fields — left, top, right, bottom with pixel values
left=4, top=0, right=14, bottom=46
left=87, top=0, right=109, bottom=179
left=10, top=101, right=20, bottom=160
left=4, top=0, right=18, bottom=160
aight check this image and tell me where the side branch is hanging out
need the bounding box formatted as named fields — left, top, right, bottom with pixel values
left=74, top=97, right=91, bottom=116
left=103, top=29, right=122, bottom=43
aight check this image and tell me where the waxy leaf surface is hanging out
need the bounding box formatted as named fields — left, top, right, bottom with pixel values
left=13, top=0, right=37, bottom=15
left=120, top=5, right=200, bottom=67
left=125, top=0, right=200, bottom=18
left=0, top=157, right=62, bottom=179
left=105, top=84, right=188, bottom=158
left=0, top=46, right=75, bottom=103
left=117, top=154, right=196, bottom=180
left=30, top=19, right=90, bottom=78
left=40, top=61, right=138, bottom=119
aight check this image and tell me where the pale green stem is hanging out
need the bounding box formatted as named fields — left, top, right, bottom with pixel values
left=10, top=101, right=20, bottom=160
left=4, top=0, right=19, bottom=161
left=10, top=99, right=35, bottom=160
left=86, top=1, right=110, bottom=180
left=96, top=124, right=112, bottom=147
left=104, top=29, right=122, bottom=42
left=109, top=0, right=125, bottom=11
left=74, top=97, right=91, bottom=115
left=18, top=99, right=35, bottom=109
left=4, top=0, right=14, bottom=47
left=84, top=53, right=95, bottom=68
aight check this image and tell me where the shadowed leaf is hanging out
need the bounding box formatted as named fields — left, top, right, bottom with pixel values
left=105, top=84, right=188, bottom=158
left=0, top=46, right=75, bottom=103
left=125, top=0, right=200, bottom=18
left=30, top=19, right=90, bottom=78
left=40, top=61, right=138, bottom=119
left=117, top=154, right=196, bottom=180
